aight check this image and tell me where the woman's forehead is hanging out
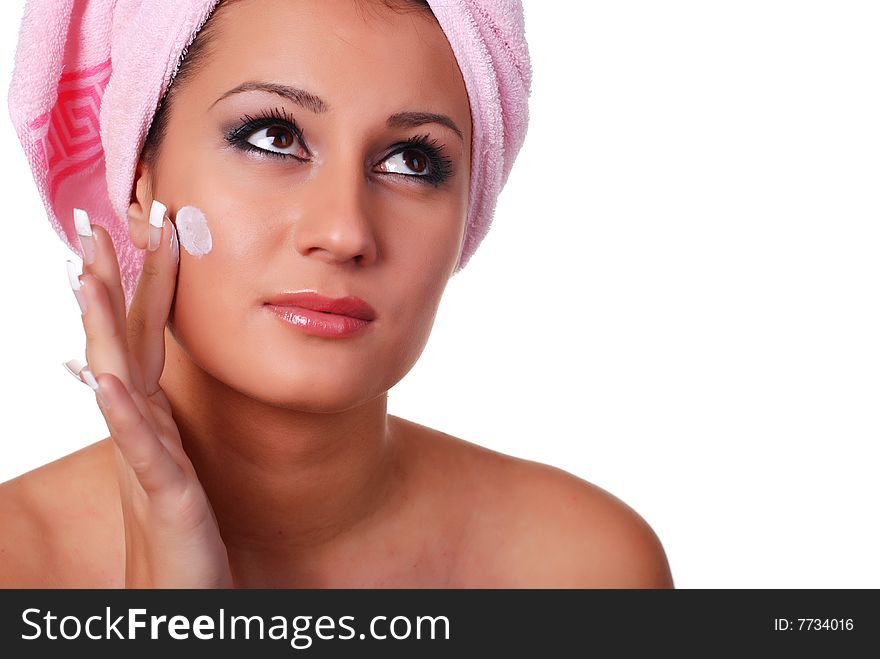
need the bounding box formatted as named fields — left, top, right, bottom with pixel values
left=197, top=0, right=468, bottom=118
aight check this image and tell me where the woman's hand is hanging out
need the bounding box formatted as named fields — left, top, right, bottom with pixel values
left=65, top=204, right=233, bottom=589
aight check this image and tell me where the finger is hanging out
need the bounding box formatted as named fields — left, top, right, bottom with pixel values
left=95, top=372, right=187, bottom=498
left=73, top=210, right=127, bottom=333
left=127, top=202, right=180, bottom=395
left=74, top=262, right=136, bottom=392
left=67, top=357, right=163, bottom=449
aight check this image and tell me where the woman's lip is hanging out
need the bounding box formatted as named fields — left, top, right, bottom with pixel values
left=265, top=304, right=373, bottom=338
left=264, top=292, right=377, bottom=321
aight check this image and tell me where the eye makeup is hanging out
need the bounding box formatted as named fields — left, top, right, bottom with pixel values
left=222, top=106, right=456, bottom=187
left=380, top=133, right=454, bottom=188
left=225, top=106, right=310, bottom=162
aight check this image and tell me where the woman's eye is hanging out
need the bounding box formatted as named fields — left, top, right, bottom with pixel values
left=380, top=149, right=432, bottom=177
left=246, top=125, right=307, bottom=157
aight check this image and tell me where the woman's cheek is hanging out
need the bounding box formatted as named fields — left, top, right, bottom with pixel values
left=383, top=271, right=449, bottom=381
left=169, top=205, right=238, bottom=349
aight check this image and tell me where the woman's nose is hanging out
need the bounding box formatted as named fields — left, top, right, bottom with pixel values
left=292, top=163, right=380, bottom=267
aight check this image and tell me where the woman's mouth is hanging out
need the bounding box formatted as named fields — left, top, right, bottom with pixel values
left=264, top=291, right=376, bottom=338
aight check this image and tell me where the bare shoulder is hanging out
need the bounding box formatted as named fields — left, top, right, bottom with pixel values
left=393, top=417, right=673, bottom=588
left=0, top=438, right=123, bottom=588
left=485, top=458, right=674, bottom=588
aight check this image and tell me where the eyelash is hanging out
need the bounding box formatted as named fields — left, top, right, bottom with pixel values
left=224, top=106, right=455, bottom=187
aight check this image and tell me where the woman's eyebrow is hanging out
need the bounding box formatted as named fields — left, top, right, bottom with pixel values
left=210, top=81, right=329, bottom=113
left=211, top=81, right=463, bottom=142
left=387, top=111, right=463, bottom=143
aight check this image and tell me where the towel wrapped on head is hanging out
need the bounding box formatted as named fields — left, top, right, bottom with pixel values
left=8, top=0, right=532, bottom=309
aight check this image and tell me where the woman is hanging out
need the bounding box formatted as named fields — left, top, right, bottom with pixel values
left=1, top=0, right=673, bottom=588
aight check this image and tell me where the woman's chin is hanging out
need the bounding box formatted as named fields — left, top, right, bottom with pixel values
left=235, top=372, right=387, bottom=414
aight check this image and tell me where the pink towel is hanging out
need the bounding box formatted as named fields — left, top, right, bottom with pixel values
left=8, top=0, right=532, bottom=309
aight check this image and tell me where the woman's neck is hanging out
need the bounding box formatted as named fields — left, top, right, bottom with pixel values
left=159, top=331, right=404, bottom=584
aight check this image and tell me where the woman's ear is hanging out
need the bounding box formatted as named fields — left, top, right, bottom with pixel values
left=128, top=161, right=154, bottom=250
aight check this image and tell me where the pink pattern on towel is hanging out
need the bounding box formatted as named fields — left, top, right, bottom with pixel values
left=31, top=60, right=112, bottom=202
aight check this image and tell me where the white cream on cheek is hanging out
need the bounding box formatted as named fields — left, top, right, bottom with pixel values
left=175, top=205, right=213, bottom=257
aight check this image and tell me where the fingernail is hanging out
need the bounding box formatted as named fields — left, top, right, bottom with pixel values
left=171, top=224, right=180, bottom=263
left=80, top=367, right=110, bottom=409
left=73, top=208, right=96, bottom=265
left=148, top=200, right=166, bottom=252
left=62, top=358, right=86, bottom=382
left=169, top=220, right=179, bottom=264
left=66, top=260, right=87, bottom=314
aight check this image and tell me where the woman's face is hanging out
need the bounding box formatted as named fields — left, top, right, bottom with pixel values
left=141, top=0, right=471, bottom=411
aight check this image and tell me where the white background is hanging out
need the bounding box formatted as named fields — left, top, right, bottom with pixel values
left=1, top=1, right=878, bottom=588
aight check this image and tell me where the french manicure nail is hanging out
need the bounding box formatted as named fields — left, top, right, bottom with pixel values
left=170, top=221, right=179, bottom=264
left=80, top=367, right=110, bottom=409
left=66, top=260, right=87, bottom=314
left=148, top=200, right=166, bottom=252
left=73, top=208, right=96, bottom=265
left=62, top=359, right=110, bottom=408
left=62, top=358, right=86, bottom=382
